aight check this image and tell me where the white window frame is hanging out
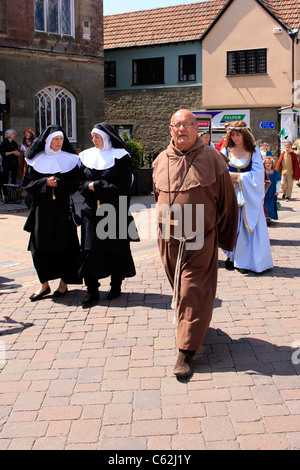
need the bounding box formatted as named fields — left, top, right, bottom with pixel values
left=35, top=86, right=77, bottom=142
left=34, top=0, right=75, bottom=37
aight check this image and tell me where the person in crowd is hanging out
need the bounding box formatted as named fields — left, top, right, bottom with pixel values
left=20, top=128, right=36, bottom=181
left=292, top=136, right=300, bottom=155
left=292, top=136, right=300, bottom=187
left=275, top=141, right=300, bottom=200
left=263, top=157, right=281, bottom=224
left=259, top=143, right=273, bottom=158
left=152, top=109, right=238, bottom=378
left=200, top=131, right=215, bottom=147
left=221, top=121, right=273, bottom=273
left=0, top=129, right=21, bottom=190
left=78, top=123, right=138, bottom=308
left=22, top=125, right=81, bottom=301
left=215, top=136, right=227, bottom=152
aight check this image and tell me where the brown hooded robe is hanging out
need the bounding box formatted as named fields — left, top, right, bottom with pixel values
left=152, top=138, right=238, bottom=351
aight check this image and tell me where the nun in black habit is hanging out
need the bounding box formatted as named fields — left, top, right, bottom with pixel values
left=22, top=125, right=81, bottom=301
left=78, top=123, right=138, bottom=308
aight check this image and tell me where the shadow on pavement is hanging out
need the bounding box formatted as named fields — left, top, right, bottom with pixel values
left=192, top=327, right=300, bottom=378
left=0, top=276, right=22, bottom=295
left=0, top=316, right=34, bottom=336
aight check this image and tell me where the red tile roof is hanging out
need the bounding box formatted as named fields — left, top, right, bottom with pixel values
left=265, top=0, right=300, bottom=29
left=104, top=0, right=228, bottom=49
left=104, top=0, right=300, bottom=50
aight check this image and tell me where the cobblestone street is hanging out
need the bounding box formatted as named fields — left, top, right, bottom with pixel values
left=0, top=186, right=299, bottom=450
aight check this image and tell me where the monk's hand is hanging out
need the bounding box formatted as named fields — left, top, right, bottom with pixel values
left=88, top=182, right=95, bottom=192
left=231, top=174, right=239, bottom=184
left=47, top=176, right=57, bottom=187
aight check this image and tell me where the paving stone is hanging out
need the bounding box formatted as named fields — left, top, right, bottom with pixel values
left=0, top=189, right=300, bottom=449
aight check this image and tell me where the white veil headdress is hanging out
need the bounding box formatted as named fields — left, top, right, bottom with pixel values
left=25, top=131, right=80, bottom=174
left=79, top=128, right=128, bottom=170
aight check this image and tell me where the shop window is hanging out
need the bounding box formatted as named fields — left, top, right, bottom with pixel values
left=132, top=58, right=164, bottom=86
left=227, top=49, right=267, bottom=76
left=35, top=86, right=77, bottom=142
left=179, top=55, right=196, bottom=82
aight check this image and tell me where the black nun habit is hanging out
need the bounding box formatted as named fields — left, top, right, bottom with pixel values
left=78, top=122, right=138, bottom=306
left=22, top=125, right=81, bottom=293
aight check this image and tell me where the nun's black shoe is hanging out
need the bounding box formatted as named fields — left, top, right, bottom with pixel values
left=81, top=292, right=99, bottom=308
left=107, top=287, right=121, bottom=300
left=29, top=286, right=51, bottom=301
left=52, top=288, right=68, bottom=298
left=107, top=276, right=122, bottom=300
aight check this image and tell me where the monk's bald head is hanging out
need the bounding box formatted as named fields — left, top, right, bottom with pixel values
left=169, top=109, right=198, bottom=152
left=170, top=109, right=196, bottom=126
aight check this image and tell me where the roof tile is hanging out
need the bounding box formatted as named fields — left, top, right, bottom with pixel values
left=104, top=0, right=228, bottom=48
left=104, top=0, right=300, bottom=49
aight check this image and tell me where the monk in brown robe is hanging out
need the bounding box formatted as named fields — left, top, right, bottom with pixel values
left=152, top=109, right=238, bottom=378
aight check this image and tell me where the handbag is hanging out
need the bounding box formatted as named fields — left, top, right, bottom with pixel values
left=276, top=201, right=282, bottom=211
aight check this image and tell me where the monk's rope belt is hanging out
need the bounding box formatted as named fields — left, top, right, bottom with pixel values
left=170, top=234, right=195, bottom=324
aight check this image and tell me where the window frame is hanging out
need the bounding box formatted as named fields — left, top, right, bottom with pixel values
left=35, top=86, right=77, bottom=142
left=227, top=48, right=267, bottom=76
left=178, top=54, right=196, bottom=82
left=34, top=0, right=75, bottom=38
left=132, top=57, right=165, bottom=86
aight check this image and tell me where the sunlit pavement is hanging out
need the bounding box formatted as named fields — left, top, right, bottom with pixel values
left=0, top=186, right=299, bottom=450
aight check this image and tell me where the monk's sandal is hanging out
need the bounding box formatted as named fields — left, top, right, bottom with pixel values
left=173, top=349, right=195, bottom=378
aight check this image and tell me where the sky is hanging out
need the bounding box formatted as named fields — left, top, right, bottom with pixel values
left=103, top=0, right=206, bottom=16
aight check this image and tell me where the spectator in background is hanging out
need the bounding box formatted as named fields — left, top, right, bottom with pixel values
left=292, top=136, right=300, bottom=156
left=200, top=131, right=215, bottom=147
left=292, top=137, right=300, bottom=186
left=20, top=128, right=36, bottom=181
left=275, top=141, right=300, bottom=200
left=259, top=143, right=273, bottom=158
left=0, top=129, right=21, bottom=189
left=263, top=157, right=281, bottom=224
left=215, top=136, right=228, bottom=152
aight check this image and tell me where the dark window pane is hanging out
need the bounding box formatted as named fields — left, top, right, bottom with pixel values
left=179, top=55, right=196, bottom=82
left=227, top=49, right=267, bottom=75
left=61, top=0, right=71, bottom=35
left=133, top=58, right=164, bottom=85
left=35, top=0, right=45, bottom=31
left=48, top=0, right=58, bottom=34
left=105, top=61, right=116, bottom=87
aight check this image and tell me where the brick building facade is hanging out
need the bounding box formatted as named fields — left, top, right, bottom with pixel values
left=0, top=0, right=104, bottom=153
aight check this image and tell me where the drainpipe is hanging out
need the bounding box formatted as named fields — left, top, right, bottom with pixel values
left=281, top=28, right=299, bottom=153
left=288, top=29, right=298, bottom=107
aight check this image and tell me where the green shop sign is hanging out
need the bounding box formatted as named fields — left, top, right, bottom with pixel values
left=221, top=114, right=246, bottom=122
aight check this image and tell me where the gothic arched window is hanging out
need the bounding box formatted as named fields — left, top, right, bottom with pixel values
left=35, top=86, right=77, bottom=142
